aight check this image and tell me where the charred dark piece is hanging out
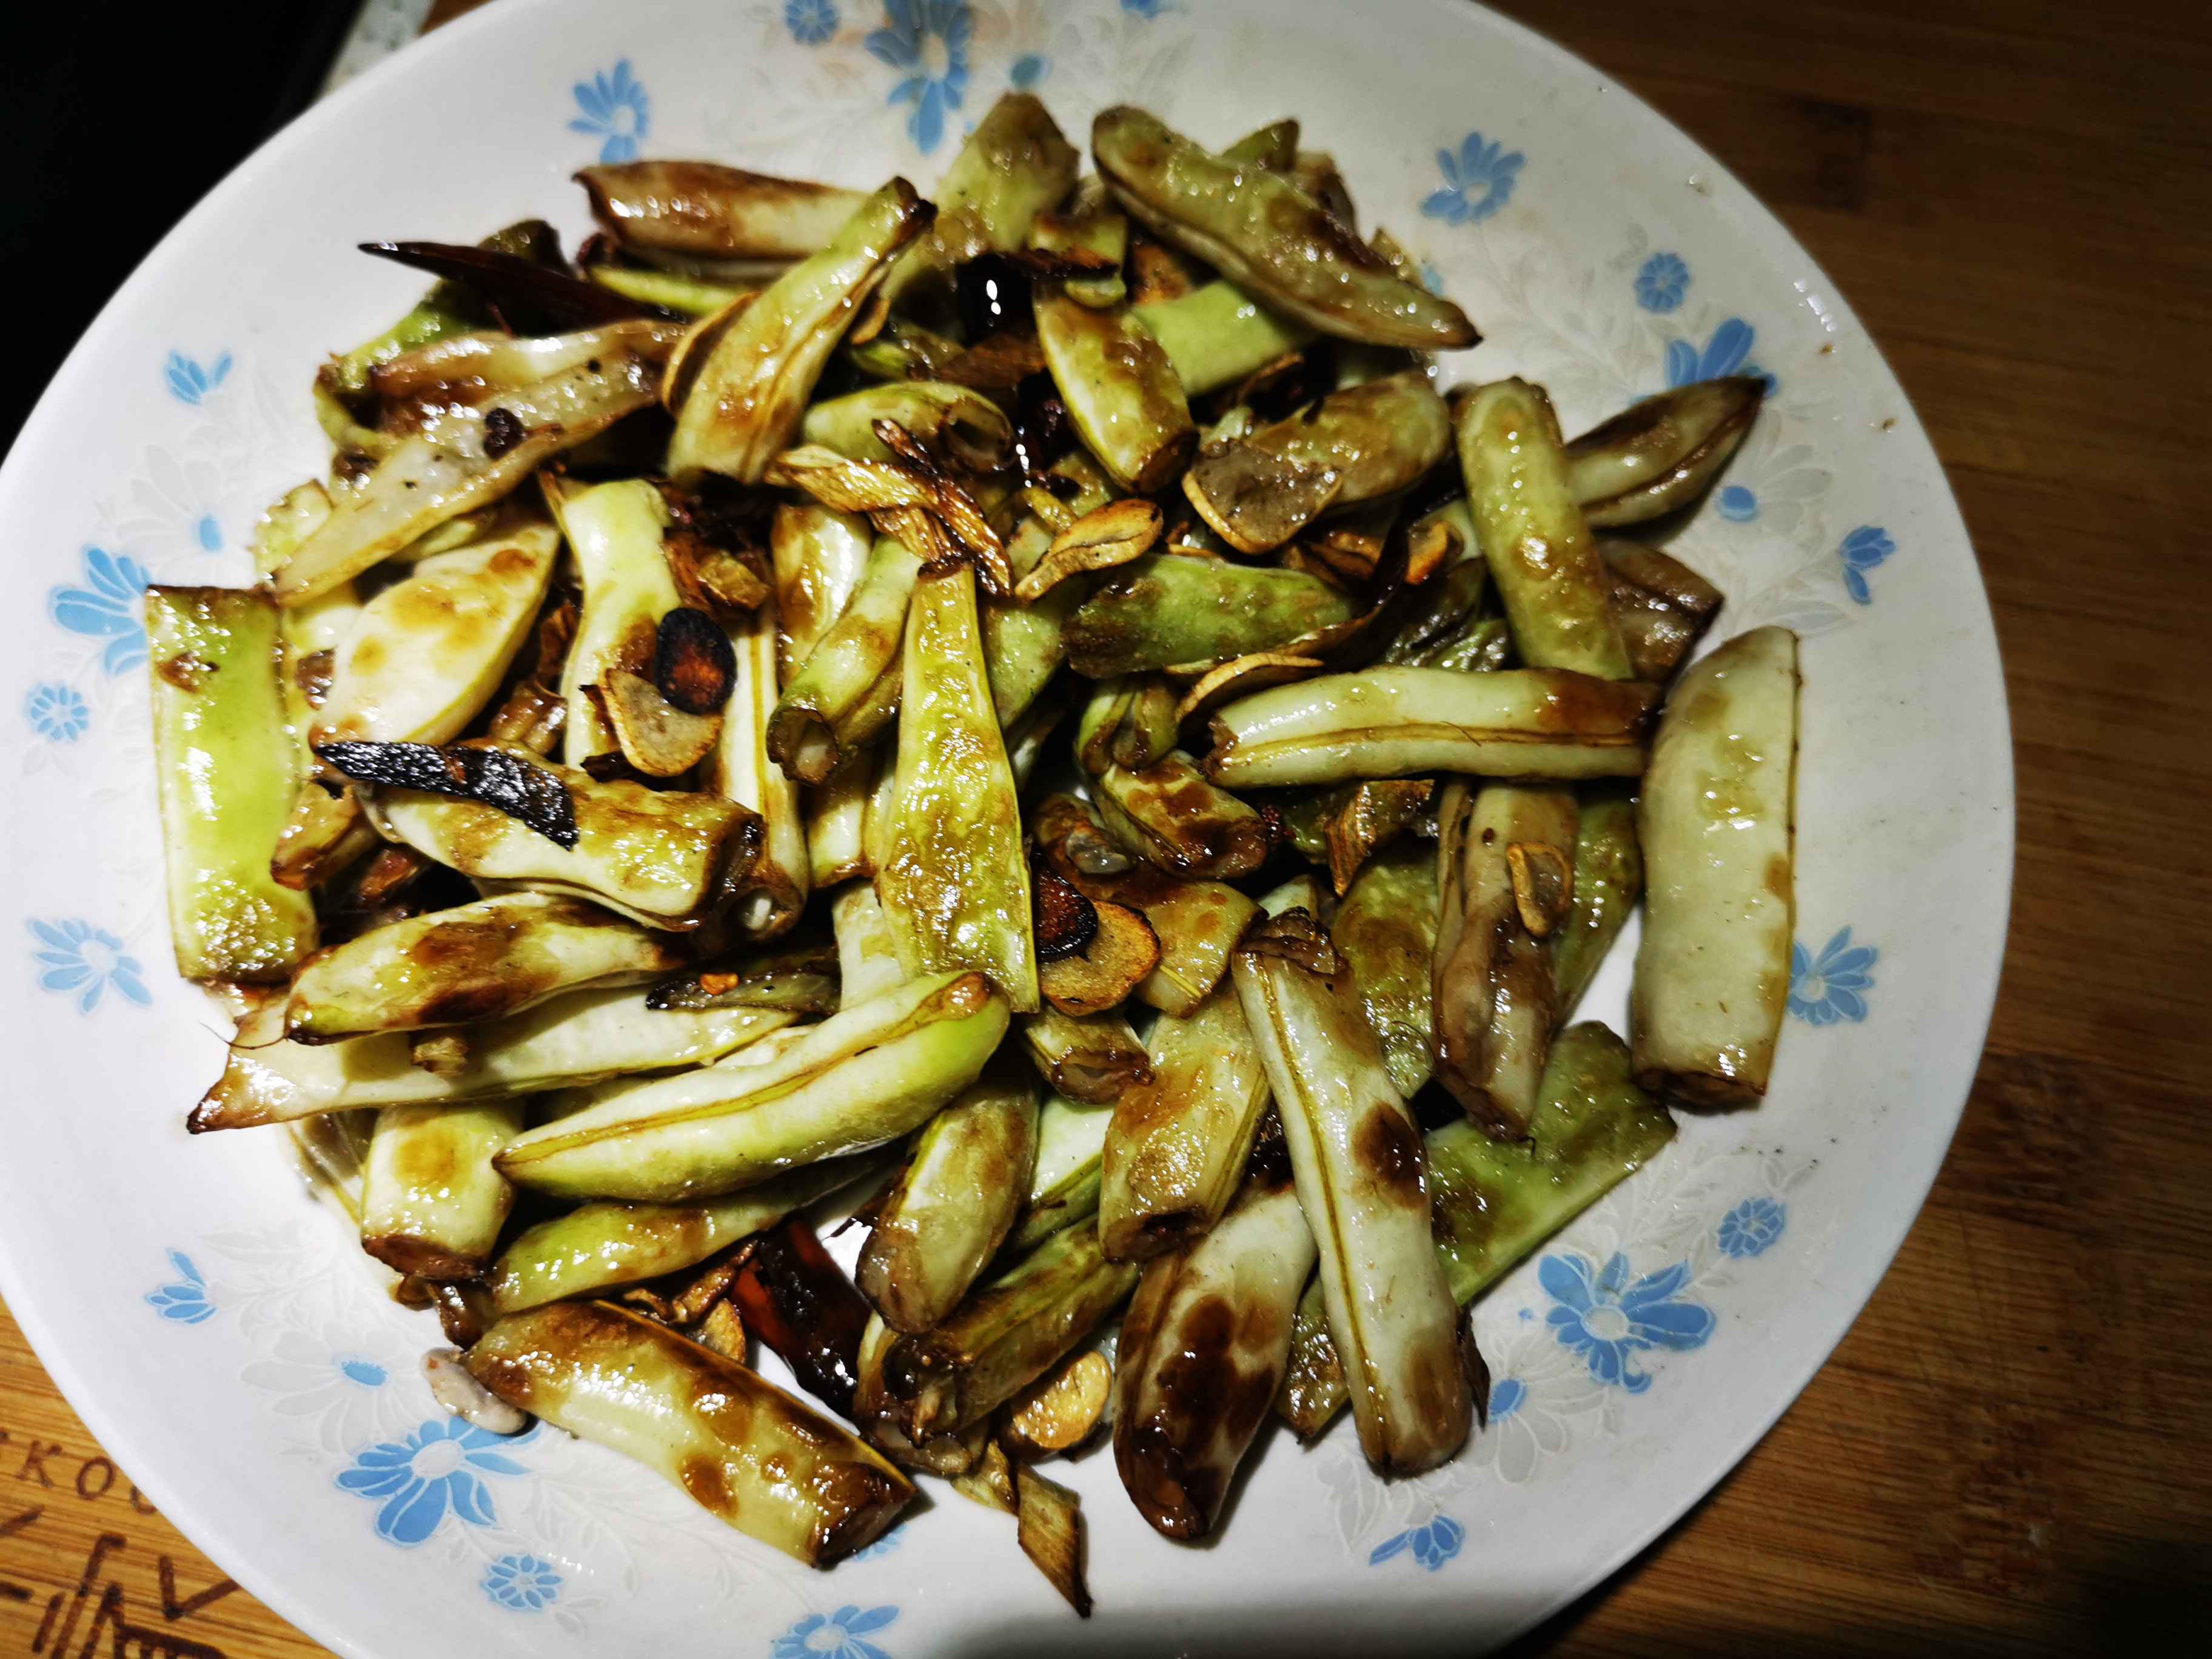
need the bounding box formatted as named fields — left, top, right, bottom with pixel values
left=315, top=740, right=578, bottom=848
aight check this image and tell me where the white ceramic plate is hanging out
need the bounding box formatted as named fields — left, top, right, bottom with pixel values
left=0, top=1, right=2011, bottom=1654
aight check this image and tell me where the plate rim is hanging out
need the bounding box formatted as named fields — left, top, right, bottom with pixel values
left=0, top=1, right=2016, bottom=1653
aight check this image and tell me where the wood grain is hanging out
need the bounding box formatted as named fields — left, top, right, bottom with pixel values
left=6, top=1, right=2209, bottom=1654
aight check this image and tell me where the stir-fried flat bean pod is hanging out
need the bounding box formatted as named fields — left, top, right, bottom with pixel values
left=147, top=588, right=318, bottom=981
left=1183, top=372, right=1450, bottom=555
left=854, top=1314, right=991, bottom=1476
left=831, top=880, right=907, bottom=1006
left=1232, top=899, right=1473, bottom=1476
left=875, top=565, right=1039, bottom=1009
left=546, top=478, right=685, bottom=765
left=667, top=180, right=932, bottom=484
left=712, top=600, right=810, bottom=936
left=768, top=534, right=920, bottom=783
left=1632, top=626, right=1798, bottom=1106
left=496, top=971, right=1007, bottom=1201
left=1293, top=778, right=1435, bottom=896
left=1553, top=785, right=1642, bottom=1019
left=1565, top=376, right=1765, bottom=526
left=1019, top=1008, right=1152, bottom=1104
left=1065, top=554, right=1356, bottom=678
left=1204, top=665, right=1655, bottom=788
left=274, top=525, right=558, bottom=886
left=359, top=1099, right=525, bottom=1279
left=286, top=892, right=680, bottom=1042
left=804, top=751, right=878, bottom=889
left=1031, top=177, right=1129, bottom=309
left=363, top=749, right=757, bottom=931
left=276, top=326, right=674, bottom=605
left=1033, top=794, right=1257, bottom=1017
left=193, top=991, right=794, bottom=1131
left=1221, top=118, right=1301, bottom=171
left=1332, top=846, right=1440, bottom=1099
left=1130, top=281, right=1316, bottom=398
left=1458, top=378, right=1634, bottom=679
left=1277, top=1024, right=1675, bottom=1436
left=588, top=264, right=751, bottom=316
left=1603, top=540, right=1725, bottom=684
left=1093, top=108, right=1475, bottom=350
left=1432, top=782, right=1577, bottom=1134
left=800, top=382, right=1014, bottom=470
left=1091, top=752, right=1273, bottom=880
left=1098, top=983, right=1273, bottom=1264
left=578, top=161, right=866, bottom=263
left=468, top=1302, right=911, bottom=1565
left=857, top=1063, right=1040, bottom=1332
left=324, top=218, right=561, bottom=398
left=729, top=1219, right=874, bottom=1417
left=1074, top=677, right=1140, bottom=776
left=1113, top=674, right=1182, bottom=770
left=879, top=1220, right=1141, bottom=1441
left=772, top=503, right=872, bottom=683
left=859, top=92, right=1080, bottom=336
left=1114, top=1175, right=1315, bottom=1540
left=648, top=934, right=839, bottom=1015
left=490, top=1156, right=878, bottom=1314
left=1033, top=284, right=1195, bottom=494
left=1007, top=1094, right=1114, bottom=1253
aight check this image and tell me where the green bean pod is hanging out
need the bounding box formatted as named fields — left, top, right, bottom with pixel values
left=359, top=1099, right=525, bottom=1279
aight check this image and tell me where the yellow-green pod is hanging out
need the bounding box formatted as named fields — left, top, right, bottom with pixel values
left=359, top=1099, right=525, bottom=1279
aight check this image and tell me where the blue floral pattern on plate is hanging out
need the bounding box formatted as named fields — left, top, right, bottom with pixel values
left=770, top=1604, right=899, bottom=1659
left=1121, top=0, right=1167, bottom=15
left=846, top=1529, right=904, bottom=1562
left=144, top=1250, right=215, bottom=1323
left=1634, top=252, right=1689, bottom=312
left=1717, top=483, right=1758, bottom=521
left=1837, top=525, right=1894, bottom=605
left=1423, top=132, right=1523, bottom=225
left=164, top=351, right=230, bottom=406
left=1664, top=318, right=1773, bottom=392
left=25, top=683, right=89, bottom=743
left=786, top=0, right=840, bottom=44
left=337, top=1418, right=534, bottom=1546
left=1541, top=1253, right=1714, bottom=1393
left=569, top=60, right=649, bottom=162
left=483, top=1553, right=563, bottom=1611
left=50, top=546, right=152, bottom=675
left=1010, top=53, right=1048, bottom=90
left=1790, top=927, right=1878, bottom=1023
left=868, top=2, right=970, bottom=155
left=30, top=918, right=150, bottom=1011
left=1717, top=1198, right=1788, bottom=1259
left=1369, top=1515, right=1464, bottom=1570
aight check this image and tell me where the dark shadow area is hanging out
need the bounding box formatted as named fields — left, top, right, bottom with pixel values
left=0, top=5, right=356, bottom=455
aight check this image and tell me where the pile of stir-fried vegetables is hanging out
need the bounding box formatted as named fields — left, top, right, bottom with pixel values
left=154, top=95, right=1795, bottom=1607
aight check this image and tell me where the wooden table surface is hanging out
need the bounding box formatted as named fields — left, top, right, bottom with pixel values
left=5, top=1, right=2207, bottom=1653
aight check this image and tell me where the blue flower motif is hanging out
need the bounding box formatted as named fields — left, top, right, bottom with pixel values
left=1836, top=524, right=1894, bottom=605
left=1369, top=1515, right=1465, bottom=1571
left=50, top=546, right=153, bottom=675
left=25, top=683, right=89, bottom=743
left=30, top=918, right=150, bottom=1012
left=868, top=2, right=970, bottom=155
left=1009, top=53, right=1048, bottom=90
left=1716, top=484, right=1758, bottom=521
left=1664, top=318, right=1775, bottom=393
left=569, top=60, right=649, bottom=163
left=846, top=1528, right=904, bottom=1562
left=1541, top=1252, right=1714, bottom=1393
left=1121, top=0, right=1167, bottom=16
left=338, top=1357, right=388, bottom=1387
left=164, top=351, right=231, bottom=406
left=1487, top=1376, right=1525, bottom=1422
left=1422, top=132, right=1524, bottom=226
left=786, top=0, right=840, bottom=44
left=770, top=1604, right=899, bottom=1659
left=1718, top=1197, right=1788, bottom=1259
left=1789, top=925, right=1878, bottom=1024
left=144, top=1250, right=214, bottom=1324
left=482, top=1553, right=563, bottom=1612
left=1634, top=252, right=1689, bottom=313
left=337, top=1418, right=534, bottom=1547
